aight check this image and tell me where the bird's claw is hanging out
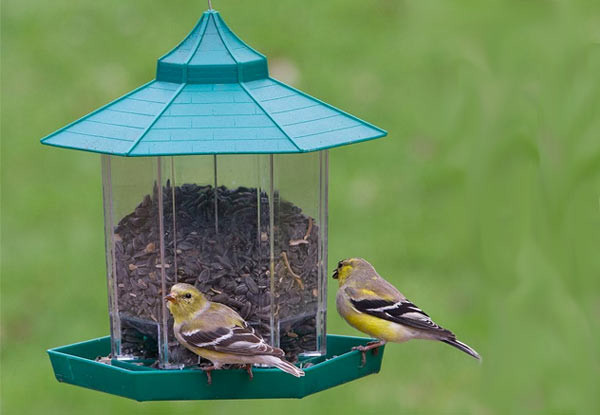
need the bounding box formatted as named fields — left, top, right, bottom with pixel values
left=198, top=363, right=255, bottom=384
left=352, top=347, right=368, bottom=367
left=351, top=341, right=384, bottom=367
left=199, top=364, right=216, bottom=385
left=245, top=364, right=254, bottom=380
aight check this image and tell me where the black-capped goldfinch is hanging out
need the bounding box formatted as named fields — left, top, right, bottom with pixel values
left=333, top=258, right=480, bottom=365
left=165, top=283, right=304, bottom=383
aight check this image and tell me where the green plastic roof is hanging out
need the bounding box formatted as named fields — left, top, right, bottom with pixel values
left=41, top=10, right=386, bottom=156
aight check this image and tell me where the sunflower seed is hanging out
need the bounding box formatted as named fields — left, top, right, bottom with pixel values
left=112, top=184, right=321, bottom=367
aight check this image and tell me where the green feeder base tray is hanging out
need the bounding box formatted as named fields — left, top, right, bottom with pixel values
left=48, top=335, right=385, bottom=400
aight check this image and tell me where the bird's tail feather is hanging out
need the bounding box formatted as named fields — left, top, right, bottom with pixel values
left=263, top=356, right=305, bottom=377
left=441, top=338, right=481, bottom=360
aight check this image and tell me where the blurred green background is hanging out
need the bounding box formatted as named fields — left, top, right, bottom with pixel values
left=2, top=0, right=600, bottom=413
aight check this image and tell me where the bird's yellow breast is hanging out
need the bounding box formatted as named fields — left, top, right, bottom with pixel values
left=344, top=309, right=413, bottom=343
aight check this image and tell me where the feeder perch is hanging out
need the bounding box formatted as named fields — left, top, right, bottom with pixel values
left=42, top=8, right=387, bottom=399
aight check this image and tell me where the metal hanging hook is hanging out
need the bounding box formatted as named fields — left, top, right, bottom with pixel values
left=208, top=0, right=213, bottom=10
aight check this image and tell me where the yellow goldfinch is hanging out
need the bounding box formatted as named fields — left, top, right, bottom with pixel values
left=333, top=258, right=480, bottom=364
left=165, top=283, right=304, bottom=383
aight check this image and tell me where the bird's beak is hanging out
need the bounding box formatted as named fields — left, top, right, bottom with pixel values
left=165, top=293, right=177, bottom=303
left=332, top=268, right=339, bottom=279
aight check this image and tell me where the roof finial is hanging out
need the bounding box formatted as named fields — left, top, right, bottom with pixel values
left=208, top=0, right=213, bottom=10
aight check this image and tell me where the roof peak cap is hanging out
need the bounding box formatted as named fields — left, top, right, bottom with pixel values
left=156, top=11, right=268, bottom=84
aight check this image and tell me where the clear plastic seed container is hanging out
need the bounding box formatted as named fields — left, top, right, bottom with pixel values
left=101, top=152, right=328, bottom=367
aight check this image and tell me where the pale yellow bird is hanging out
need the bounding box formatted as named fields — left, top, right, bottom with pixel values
left=165, top=283, right=304, bottom=383
left=333, top=258, right=480, bottom=364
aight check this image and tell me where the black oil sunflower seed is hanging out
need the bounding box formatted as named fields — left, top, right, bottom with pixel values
left=112, top=184, right=320, bottom=366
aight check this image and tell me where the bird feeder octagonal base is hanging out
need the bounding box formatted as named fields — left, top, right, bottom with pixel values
left=48, top=334, right=386, bottom=400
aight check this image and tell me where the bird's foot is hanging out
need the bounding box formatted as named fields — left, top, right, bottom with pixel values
left=245, top=364, right=254, bottom=380
left=199, top=364, right=216, bottom=385
left=352, top=341, right=385, bottom=367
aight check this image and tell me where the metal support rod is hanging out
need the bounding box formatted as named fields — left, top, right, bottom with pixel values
left=208, top=0, right=213, bottom=10
left=170, top=156, right=178, bottom=283
left=268, top=154, right=278, bottom=347
left=256, top=155, right=261, bottom=243
left=157, top=157, right=169, bottom=366
left=213, top=154, right=218, bottom=234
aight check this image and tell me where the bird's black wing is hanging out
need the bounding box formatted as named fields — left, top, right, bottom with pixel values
left=349, top=296, right=452, bottom=335
left=179, top=323, right=284, bottom=357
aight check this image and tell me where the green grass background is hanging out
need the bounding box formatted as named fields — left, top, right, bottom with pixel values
left=2, top=0, right=600, bottom=413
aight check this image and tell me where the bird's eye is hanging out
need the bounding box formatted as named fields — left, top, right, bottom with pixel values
left=184, top=293, right=192, bottom=299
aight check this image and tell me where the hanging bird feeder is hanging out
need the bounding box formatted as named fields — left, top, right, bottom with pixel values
left=43, top=6, right=387, bottom=400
